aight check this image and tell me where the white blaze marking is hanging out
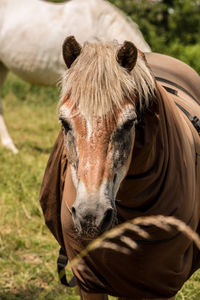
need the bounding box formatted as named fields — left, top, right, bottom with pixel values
left=76, top=180, right=88, bottom=200
left=59, top=105, right=72, bottom=119
left=70, top=165, right=78, bottom=188
left=117, top=104, right=137, bottom=126
left=86, top=119, right=93, bottom=141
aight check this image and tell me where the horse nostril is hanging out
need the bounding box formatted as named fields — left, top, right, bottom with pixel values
left=72, top=206, right=76, bottom=217
left=113, top=174, right=117, bottom=185
left=100, top=208, right=114, bottom=232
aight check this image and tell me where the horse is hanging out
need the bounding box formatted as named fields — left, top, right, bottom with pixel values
left=40, top=36, right=200, bottom=299
left=0, top=0, right=150, bottom=154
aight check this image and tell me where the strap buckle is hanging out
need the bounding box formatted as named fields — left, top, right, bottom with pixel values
left=192, top=116, right=200, bottom=135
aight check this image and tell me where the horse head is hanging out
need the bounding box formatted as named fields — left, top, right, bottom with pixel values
left=59, top=36, right=155, bottom=239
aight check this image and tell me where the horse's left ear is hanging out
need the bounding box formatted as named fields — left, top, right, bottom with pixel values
left=62, top=36, right=82, bottom=68
left=117, top=41, right=138, bottom=72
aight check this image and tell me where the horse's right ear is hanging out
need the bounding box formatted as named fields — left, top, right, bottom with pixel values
left=62, top=36, right=82, bottom=68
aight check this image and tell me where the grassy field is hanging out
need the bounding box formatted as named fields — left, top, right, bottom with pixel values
left=0, top=73, right=200, bottom=300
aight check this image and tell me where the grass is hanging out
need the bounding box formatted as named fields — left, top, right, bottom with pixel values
left=0, top=73, right=200, bottom=299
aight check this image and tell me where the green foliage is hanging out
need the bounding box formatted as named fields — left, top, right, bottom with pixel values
left=167, top=0, right=200, bottom=44
left=164, top=42, right=200, bottom=74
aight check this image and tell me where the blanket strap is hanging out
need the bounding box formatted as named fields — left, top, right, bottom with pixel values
left=156, top=77, right=199, bottom=103
left=156, top=77, right=200, bottom=136
left=57, top=247, right=77, bottom=287
left=175, top=103, right=200, bottom=136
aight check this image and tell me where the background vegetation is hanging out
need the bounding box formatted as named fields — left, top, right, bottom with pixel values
left=1, top=0, right=200, bottom=299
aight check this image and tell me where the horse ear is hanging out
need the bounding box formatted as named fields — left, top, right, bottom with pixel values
left=62, top=36, right=82, bottom=68
left=117, top=41, right=138, bottom=72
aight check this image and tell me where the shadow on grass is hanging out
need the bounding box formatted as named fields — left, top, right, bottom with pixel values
left=0, top=287, right=43, bottom=300
left=18, top=142, right=53, bottom=154
left=32, top=145, right=53, bottom=154
left=0, top=285, right=78, bottom=300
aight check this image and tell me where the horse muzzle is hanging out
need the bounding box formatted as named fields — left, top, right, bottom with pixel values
left=71, top=200, right=116, bottom=239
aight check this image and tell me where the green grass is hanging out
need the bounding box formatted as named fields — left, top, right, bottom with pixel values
left=0, top=74, right=200, bottom=299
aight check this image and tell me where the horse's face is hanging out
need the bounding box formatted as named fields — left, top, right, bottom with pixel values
left=60, top=99, right=137, bottom=238
left=59, top=36, right=139, bottom=239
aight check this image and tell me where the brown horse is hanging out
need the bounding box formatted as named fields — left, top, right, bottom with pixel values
left=40, top=36, right=200, bottom=299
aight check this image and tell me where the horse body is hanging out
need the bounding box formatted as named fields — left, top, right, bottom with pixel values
left=40, top=37, right=200, bottom=299
left=0, top=0, right=95, bottom=85
left=0, top=0, right=150, bottom=154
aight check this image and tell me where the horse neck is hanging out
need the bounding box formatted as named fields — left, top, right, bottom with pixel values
left=128, top=100, right=161, bottom=176
left=0, top=0, right=8, bottom=27
left=0, top=0, right=9, bottom=5
left=0, top=0, right=37, bottom=12
left=0, top=0, right=24, bottom=17
left=0, top=0, right=25, bottom=7
left=94, top=0, right=150, bottom=52
left=127, top=83, right=182, bottom=177
left=116, top=99, right=161, bottom=211
left=0, top=0, right=8, bottom=11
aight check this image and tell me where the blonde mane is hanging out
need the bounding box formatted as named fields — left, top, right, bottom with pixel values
left=59, top=41, right=155, bottom=118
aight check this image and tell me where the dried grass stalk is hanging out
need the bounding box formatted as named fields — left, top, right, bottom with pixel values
left=67, top=215, right=200, bottom=270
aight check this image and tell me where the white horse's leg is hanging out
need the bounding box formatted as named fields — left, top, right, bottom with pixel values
left=0, top=62, right=18, bottom=154
left=0, top=115, right=18, bottom=154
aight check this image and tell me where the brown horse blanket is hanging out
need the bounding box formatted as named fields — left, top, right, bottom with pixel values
left=40, top=53, right=200, bottom=298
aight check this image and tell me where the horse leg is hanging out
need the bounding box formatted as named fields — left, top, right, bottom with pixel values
left=78, top=287, right=108, bottom=300
left=0, top=62, right=18, bottom=153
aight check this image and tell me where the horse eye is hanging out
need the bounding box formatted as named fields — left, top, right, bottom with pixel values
left=122, top=118, right=137, bottom=130
left=59, top=118, right=71, bottom=132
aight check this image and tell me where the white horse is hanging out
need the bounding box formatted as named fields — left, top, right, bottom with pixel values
left=0, top=0, right=151, bottom=153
